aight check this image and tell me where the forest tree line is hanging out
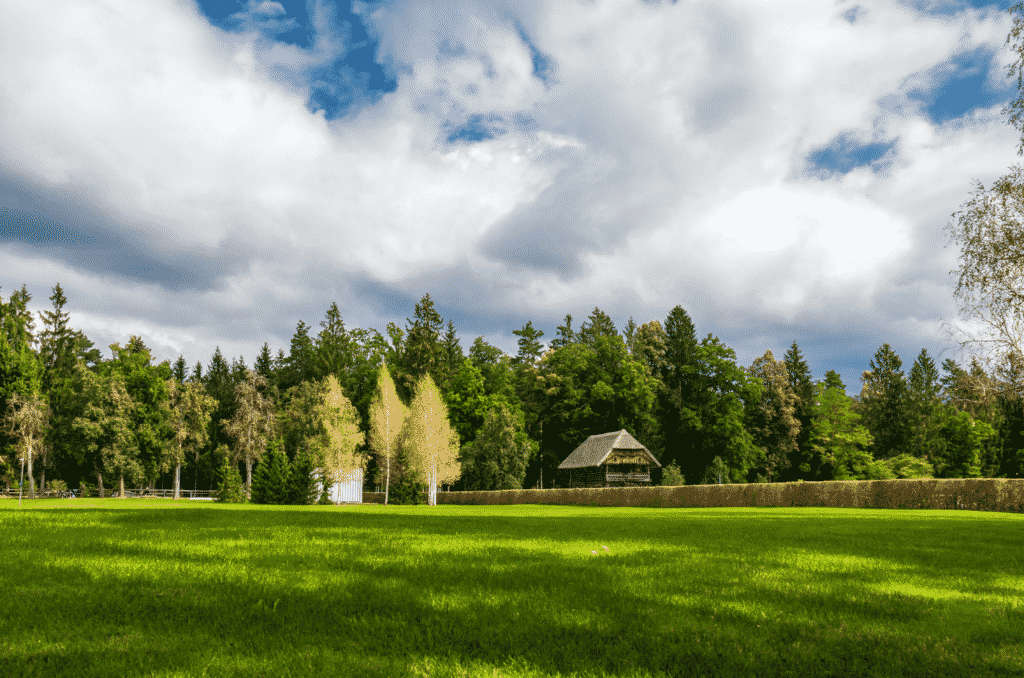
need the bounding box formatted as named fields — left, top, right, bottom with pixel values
left=1, top=284, right=1023, bottom=504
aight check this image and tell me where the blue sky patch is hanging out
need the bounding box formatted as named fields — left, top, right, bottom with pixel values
left=806, top=132, right=897, bottom=175
left=912, top=46, right=1012, bottom=125
left=196, top=0, right=396, bottom=120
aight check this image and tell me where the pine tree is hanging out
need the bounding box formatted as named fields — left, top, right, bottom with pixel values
left=438, top=320, right=464, bottom=396
left=215, top=445, right=246, bottom=503
left=577, top=307, right=619, bottom=349
left=908, top=349, right=944, bottom=467
left=622, top=317, right=638, bottom=356
left=860, top=344, right=911, bottom=459
left=550, top=314, right=577, bottom=350
left=172, top=356, right=188, bottom=385
left=315, top=302, right=354, bottom=387
left=782, top=341, right=815, bottom=481
left=286, top=445, right=319, bottom=505
left=280, top=320, right=315, bottom=394
left=250, top=438, right=290, bottom=504
left=401, top=293, right=445, bottom=399
left=511, top=321, right=545, bottom=369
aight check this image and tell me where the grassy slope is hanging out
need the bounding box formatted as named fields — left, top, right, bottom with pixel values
left=0, top=499, right=1021, bottom=678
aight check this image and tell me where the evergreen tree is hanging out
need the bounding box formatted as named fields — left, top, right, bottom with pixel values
left=782, top=341, right=815, bottom=481
left=993, top=351, right=1024, bottom=478
left=280, top=320, right=315, bottom=394
left=806, top=376, right=890, bottom=481
left=400, top=293, right=445, bottom=400
left=286, top=445, right=319, bottom=505
left=250, top=438, right=290, bottom=504
left=458, top=401, right=532, bottom=491
left=908, top=349, right=945, bottom=467
left=622, top=317, right=638, bottom=356
left=254, top=343, right=276, bottom=387
left=438, top=320, right=464, bottom=396
left=576, top=307, right=619, bottom=349
left=172, top=356, right=188, bottom=384
left=655, top=306, right=702, bottom=477
left=860, top=344, right=912, bottom=459
left=549, top=314, right=577, bottom=350
left=315, top=302, right=354, bottom=386
left=511, top=320, right=545, bottom=369
left=214, top=445, right=246, bottom=503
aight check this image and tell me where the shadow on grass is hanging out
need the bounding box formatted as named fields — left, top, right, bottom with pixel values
left=0, top=506, right=1021, bottom=677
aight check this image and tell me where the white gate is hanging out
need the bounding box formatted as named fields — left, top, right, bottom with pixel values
left=315, top=468, right=363, bottom=504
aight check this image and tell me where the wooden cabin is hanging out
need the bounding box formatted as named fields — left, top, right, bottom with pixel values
left=557, top=430, right=661, bottom=488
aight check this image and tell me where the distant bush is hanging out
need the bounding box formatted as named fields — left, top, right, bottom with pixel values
left=660, top=462, right=686, bottom=487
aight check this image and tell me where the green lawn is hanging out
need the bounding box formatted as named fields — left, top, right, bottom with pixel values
left=0, top=499, right=1021, bottom=677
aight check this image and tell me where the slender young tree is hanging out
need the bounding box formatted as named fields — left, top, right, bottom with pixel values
left=316, top=374, right=366, bottom=501
left=221, top=369, right=276, bottom=500
left=166, top=379, right=216, bottom=499
left=2, top=391, right=49, bottom=498
left=368, top=362, right=408, bottom=506
left=401, top=373, right=460, bottom=506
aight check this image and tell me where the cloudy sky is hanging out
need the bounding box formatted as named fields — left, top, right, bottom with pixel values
left=2, top=0, right=1023, bottom=394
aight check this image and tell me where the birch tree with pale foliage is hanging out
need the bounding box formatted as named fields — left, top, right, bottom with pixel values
left=315, top=374, right=365, bottom=502
left=165, top=379, right=217, bottom=500
left=2, top=391, right=49, bottom=498
left=221, top=369, right=276, bottom=500
left=368, top=362, right=407, bottom=506
left=401, top=373, right=461, bottom=506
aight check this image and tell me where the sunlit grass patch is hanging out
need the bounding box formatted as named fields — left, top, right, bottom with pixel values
left=0, top=500, right=1021, bottom=677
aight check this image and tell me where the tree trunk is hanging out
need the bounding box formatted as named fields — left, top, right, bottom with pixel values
left=174, top=461, right=181, bottom=500
left=246, top=458, right=253, bottom=501
left=384, top=454, right=390, bottom=506
left=27, top=448, right=35, bottom=498
left=119, top=474, right=125, bottom=499
left=98, top=471, right=105, bottom=498
left=40, top=461, right=46, bottom=497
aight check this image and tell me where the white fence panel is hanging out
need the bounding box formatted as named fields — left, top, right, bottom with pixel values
left=314, top=468, right=363, bottom=503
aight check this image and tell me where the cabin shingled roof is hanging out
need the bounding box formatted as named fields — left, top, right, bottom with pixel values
left=557, top=430, right=661, bottom=469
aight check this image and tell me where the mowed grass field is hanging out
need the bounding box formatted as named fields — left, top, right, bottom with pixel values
left=0, top=499, right=1021, bottom=678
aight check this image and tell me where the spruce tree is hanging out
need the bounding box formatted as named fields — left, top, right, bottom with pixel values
left=250, top=438, right=290, bottom=504
left=215, top=446, right=246, bottom=503
left=783, top=341, right=815, bottom=481
left=286, top=446, right=319, bottom=505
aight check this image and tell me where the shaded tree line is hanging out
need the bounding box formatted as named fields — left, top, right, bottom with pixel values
left=3, top=285, right=1022, bottom=504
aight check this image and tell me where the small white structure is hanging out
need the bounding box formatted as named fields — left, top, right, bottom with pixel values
left=314, top=468, right=363, bottom=504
